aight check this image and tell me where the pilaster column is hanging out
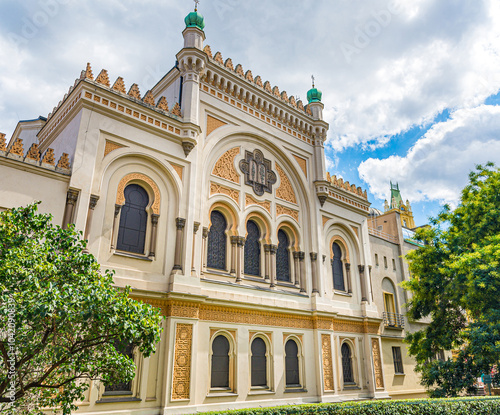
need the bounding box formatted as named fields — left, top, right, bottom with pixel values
left=83, top=195, right=99, bottom=242
left=368, top=265, right=374, bottom=301
left=149, top=214, right=159, bottom=258
left=111, top=204, right=122, bottom=250
left=62, top=189, right=79, bottom=229
left=299, top=252, right=306, bottom=293
left=310, top=252, right=319, bottom=294
left=230, top=236, right=238, bottom=275
left=189, top=222, right=199, bottom=274
left=345, top=263, right=352, bottom=294
left=172, top=218, right=186, bottom=273
left=264, top=244, right=271, bottom=280
left=358, top=265, right=368, bottom=302
left=293, top=251, right=300, bottom=286
left=269, top=244, right=277, bottom=288
left=201, top=227, right=208, bottom=275
left=235, top=237, right=245, bottom=283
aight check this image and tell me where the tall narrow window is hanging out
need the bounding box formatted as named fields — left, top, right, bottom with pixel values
left=341, top=343, right=354, bottom=384
left=375, top=253, right=379, bottom=266
left=211, top=335, right=230, bottom=388
left=392, top=346, right=404, bottom=374
left=207, top=210, right=227, bottom=270
left=276, top=229, right=291, bottom=282
left=285, top=339, right=300, bottom=387
left=244, top=220, right=261, bottom=276
left=332, top=242, right=345, bottom=291
left=384, top=256, right=388, bottom=268
left=105, top=340, right=134, bottom=394
left=116, top=184, right=149, bottom=254
left=392, top=258, right=396, bottom=270
left=251, top=337, right=267, bottom=387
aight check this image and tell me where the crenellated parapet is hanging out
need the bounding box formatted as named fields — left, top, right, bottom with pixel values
left=326, top=172, right=368, bottom=199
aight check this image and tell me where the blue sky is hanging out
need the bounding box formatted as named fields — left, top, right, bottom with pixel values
left=1, top=0, right=500, bottom=227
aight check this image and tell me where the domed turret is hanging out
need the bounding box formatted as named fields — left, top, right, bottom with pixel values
left=307, top=86, right=322, bottom=103
left=184, top=10, right=205, bottom=30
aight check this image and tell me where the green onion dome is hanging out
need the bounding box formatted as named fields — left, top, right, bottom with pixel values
left=307, top=87, right=322, bottom=103
left=184, top=11, right=205, bottom=30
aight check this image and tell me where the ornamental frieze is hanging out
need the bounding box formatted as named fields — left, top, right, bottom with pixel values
left=239, top=149, right=277, bottom=196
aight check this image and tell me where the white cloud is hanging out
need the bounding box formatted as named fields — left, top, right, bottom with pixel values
left=358, top=105, right=500, bottom=205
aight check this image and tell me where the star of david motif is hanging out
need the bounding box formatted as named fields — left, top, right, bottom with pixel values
left=239, top=149, right=277, bottom=196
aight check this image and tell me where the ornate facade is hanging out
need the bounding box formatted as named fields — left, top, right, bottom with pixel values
left=0, top=9, right=426, bottom=414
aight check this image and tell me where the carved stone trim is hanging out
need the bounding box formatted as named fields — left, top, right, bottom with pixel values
left=239, top=149, right=277, bottom=196
left=104, top=140, right=126, bottom=157
left=212, top=147, right=240, bottom=183
left=322, top=215, right=330, bottom=227
left=293, top=154, right=308, bottom=178
left=171, top=163, right=184, bottom=181
left=276, top=204, right=299, bottom=222
left=171, top=323, right=193, bottom=400
left=245, top=194, right=271, bottom=213
left=275, top=163, right=297, bottom=204
left=116, top=173, right=161, bottom=214
left=206, top=115, right=228, bottom=136
left=330, top=235, right=350, bottom=262
left=372, top=338, right=384, bottom=389
left=321, top=334, right=334, bottom=392
left=182, top=141, right=195, bottom=157
left=209, top=182, right=239, bottom=205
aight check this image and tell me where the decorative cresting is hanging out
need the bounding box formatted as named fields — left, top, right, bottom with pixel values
left=210, top=182, right=239, bottom=205
left=321, top=334, right=335, bottom=392
left=326, top=172, right=368, bottom=200
left=239, top=149, right=277, bottom=196
left=116, top=173, right=161, bottom=214
left=371, top=338, right=384, bottom=389
left=171, top=323, right=193, bottom=400
left=104, top=140, right=126, bottom=157
left=212, top=147, right=240, bottom=184
left=275, top=163, right=297, bottom=204
left=330, top=235, right=350, bottom=262
left=245, top=194, right=271, bottom=214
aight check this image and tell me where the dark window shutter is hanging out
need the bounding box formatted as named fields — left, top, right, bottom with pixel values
left=332, top=242, right=345, bottom=291
left=207, top=211, right=227, bottom=270
left=211, top=335, right=230, bottom=388
left=244, top=220, right=261, bottom=276
left=251, top=337, right=267, bottom=387
left=116, top=184, right=149, bottom=254
left=276, top=230, right=291, bottom=282
left=285, top=339, right=300, bottom=387
left=341, top=343, right=354, bottom=383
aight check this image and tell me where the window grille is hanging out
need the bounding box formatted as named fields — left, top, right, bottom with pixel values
left=244, top=220, right=261, bottom=276
left=207, top=211, right=227, bottom=270
left=276, top=229, right=291, bottom=282
left=332, top=242, right=345, bottom=291
left=341, top=343, right=354, bottom=384
left=392, top=346, right=404, bottom=374
left=211, top=335, right=230, bottom=388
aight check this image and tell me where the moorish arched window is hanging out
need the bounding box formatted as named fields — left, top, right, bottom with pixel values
left=244, top=220, right=261, bottom=276
left=341, top=343, right=354, bottom=384
left=207, top=210, right=227, bottom=270
left=116, top=184, right=149, bottom=254
left=285, top=339, right=300, bottom=387
left=211, top=335, right=230, bottom=389
left=251, top=337, right=267, bottom=387
left=332, top=242, right=345, bottom=291
left=276, top=229, right=291, bottom=282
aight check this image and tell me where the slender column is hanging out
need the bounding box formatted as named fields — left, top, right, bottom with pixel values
left=358, top=265, right=368, bottom=302
left=299, top=252, right=306, bottom=293
left=148, top=214, right=159, bottom=258
left=190, top=222, right=200, bottom=274
left=310, top=252, right=319, bottom=294
left=293, top=251, right=300, bottom=286
left=230, top=236, right=238, bottom=275
left=111, top=204, right=122, bottom=249
left=269, top=244, right=277, bottom=288
left=201, top=227, right=208, bottom=275
left=235, top=237, right=245, bottom=283
left=264, top=244, right=271, bottom=280
left=345, top=263, right=352, bottom=294
left=172, top=218, right=186, bottom=272
left=62, top=189, right=79, bottom=229
left=83, top=195, right=99, bottom=242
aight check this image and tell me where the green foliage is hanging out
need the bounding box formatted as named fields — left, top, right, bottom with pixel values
left=0, top=203, right=164, bottom=414
left=197, top=397, right=500, bottom=415
left=403, top=163, right=500, bottom=396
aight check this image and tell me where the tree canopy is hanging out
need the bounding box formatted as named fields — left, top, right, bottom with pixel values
left=404, top=163, right=500, bottom=397
left=0, top=203, right=164, bottom=414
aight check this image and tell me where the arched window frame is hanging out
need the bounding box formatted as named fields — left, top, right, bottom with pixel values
left=207, top=209, right=230, bottom=272
left=209, top=330, right=236, bottom=393
left=249, top=333, right=273, bottom=391
left=283, top=335, right=305, bottom=390
left=276, top=223, right=300, bottom=286
left=243, top=213, right=270, bottom=279
left=330, top=236, right=351, bottom=294
left=339, top=339, right=358, bottom=388
left=112, top=174, right=161, bottom=258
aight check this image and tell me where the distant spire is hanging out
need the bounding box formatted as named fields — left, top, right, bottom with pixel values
left=194, top=0, right=200, bottom=11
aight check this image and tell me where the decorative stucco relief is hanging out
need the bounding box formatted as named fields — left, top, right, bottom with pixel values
left=321, top=334, right=335, bottom=392
left=275, top=163, right=297, bottom=204
left=171, top=323, right=193, bottom=400
left=116, top=173, right=161, bottom=214
left=245, top=194, right=271, bottom=214
left=210, top=182, right=240, bottom=205
left=372, top=338, right=384, bottom=389
left=212, top=147, right=240, bottom=183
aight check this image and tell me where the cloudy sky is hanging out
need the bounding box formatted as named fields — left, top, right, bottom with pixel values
left=1, top=0, right=499, bottom=226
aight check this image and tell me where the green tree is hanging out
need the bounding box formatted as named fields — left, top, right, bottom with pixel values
left=404, top=163, right=500, bottom=397
left=0, top=203, right=163, bottom=414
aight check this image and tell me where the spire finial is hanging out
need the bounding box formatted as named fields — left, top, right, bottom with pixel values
left=194, top=0, right=200, bottom=12
left=311, top=74, right=315, bottom=88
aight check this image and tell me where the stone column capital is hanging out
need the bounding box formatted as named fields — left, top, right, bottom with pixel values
left=193, top=221, right=200, bottom=233
left=66, top=189, right=79, bottom=205
left=176, top=217, right=186, bottom=230
left=151, top=213, right=160, bottom=226
left=310, top=252, right=318, bottom=261
left=89, top=195, right=99, bottom=210
left=202, top=227, right=208, bottom=239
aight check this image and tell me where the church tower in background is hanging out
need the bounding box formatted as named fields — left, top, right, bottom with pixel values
left=383, top=182, right=415, bottom=229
